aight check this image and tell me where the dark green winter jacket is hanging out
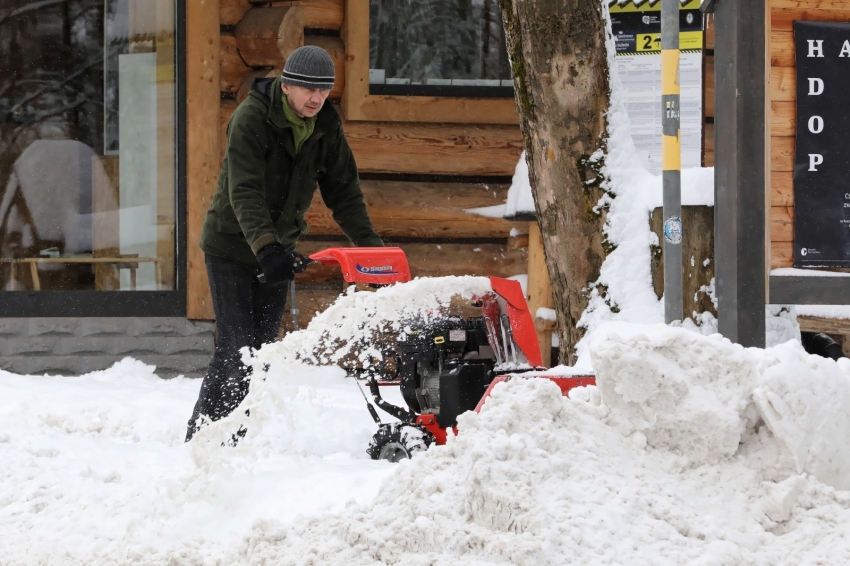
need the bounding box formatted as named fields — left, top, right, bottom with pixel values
left=200, top=77, right=383, bottom=268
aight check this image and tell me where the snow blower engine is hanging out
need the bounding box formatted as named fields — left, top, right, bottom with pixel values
left=308, top=247, right=595, bottom=462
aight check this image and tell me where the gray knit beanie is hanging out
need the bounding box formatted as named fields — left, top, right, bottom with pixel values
left=281, top=45, right=335, bottom=90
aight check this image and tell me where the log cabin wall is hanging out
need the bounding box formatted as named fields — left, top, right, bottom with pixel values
left=766, top=0, right=850, bottom=270
left=186, top=0, right=527, bottom=321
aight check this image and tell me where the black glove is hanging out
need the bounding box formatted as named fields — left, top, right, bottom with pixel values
left=256, top=244, right=311, bottom=285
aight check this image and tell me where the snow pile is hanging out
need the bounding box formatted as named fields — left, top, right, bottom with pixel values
left=221, top=325, right=850, bottom=565
left=7, top=310, right=850, bottom=563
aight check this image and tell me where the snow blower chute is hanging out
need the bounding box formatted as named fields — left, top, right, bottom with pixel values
left=308, top=247, right=596, bottom=462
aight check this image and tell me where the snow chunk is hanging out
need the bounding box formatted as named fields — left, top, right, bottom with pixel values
left=590, top=323, right=758, bottom=466
left=754, top=343, right=850, bottom=489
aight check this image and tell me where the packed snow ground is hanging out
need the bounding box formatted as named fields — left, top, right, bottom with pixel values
left=5, top=278, right=850, bottom=564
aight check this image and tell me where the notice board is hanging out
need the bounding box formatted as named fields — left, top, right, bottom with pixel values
left=794, top=21, right=850, bottom=268
left=609, top=0, right=703, bottom=175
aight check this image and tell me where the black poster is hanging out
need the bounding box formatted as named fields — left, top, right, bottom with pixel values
left=794, top=21, right=850, bottom=267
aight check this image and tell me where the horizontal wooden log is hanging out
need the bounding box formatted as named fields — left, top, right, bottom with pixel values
left=235, top=6, right=303, bottom=67
left=221, top=34, right=251, bottom=93
left=218, top=101, right=524, bottom=176
left=349, top=94, right=520, bottom=125
left=705, top=13, right=714, bottom=50
left=247, top=35, right=344, bottom=98
left=704, top=55, right=714, bottom=119
left=221, top=0, right=252, bottom=26
left=304, top=180, right=518, bottom=239
left=293, top=240, right=529, bottom=284
left=342, top=115, right=524, bottom=176
left=771, top=205, right=794, bottom=242
left=269, top=0, right=344, bottom=30
left=771, top=136, right=795, bottom=172
left=704, top=122, right=713, bottom=154
left=772, top=171, right=794, bottom=207
left=772, top=7, right=850, bottom=32
left=771, top=241, right=793, bottom=269
left=770, top=30, right=795, bottom=68
left=704, top=149, right=714, bottom=167
left=798, top=315, right=850, bottom=335
left=771, top=66, right=795, bottom=102
left=771, top=100, right=795, bottom=138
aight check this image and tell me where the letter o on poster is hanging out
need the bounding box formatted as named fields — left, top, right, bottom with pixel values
left=809, top=115, right=824, bottom=134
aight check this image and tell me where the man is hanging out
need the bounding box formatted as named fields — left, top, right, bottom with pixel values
left=186, top=45, right=383, bottom=441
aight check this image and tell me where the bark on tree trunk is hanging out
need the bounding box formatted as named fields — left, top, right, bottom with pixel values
left=499, top=0, right=610, bottom=365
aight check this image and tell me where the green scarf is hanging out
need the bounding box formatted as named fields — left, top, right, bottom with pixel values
left=282, top=92, right=316, bottom=154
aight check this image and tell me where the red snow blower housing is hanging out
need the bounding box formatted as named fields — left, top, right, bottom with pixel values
left=309, top=247, right=595, bottom=462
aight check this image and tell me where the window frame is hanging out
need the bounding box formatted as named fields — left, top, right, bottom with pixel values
left=0, top=0, right=187, bottom=317
left=343, top=0, right=519, bottom=125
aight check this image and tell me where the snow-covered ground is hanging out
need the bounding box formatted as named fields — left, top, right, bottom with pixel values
left=6, top=302, right=850, bottom=564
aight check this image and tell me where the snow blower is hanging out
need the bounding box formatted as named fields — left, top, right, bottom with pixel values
left=306, top=247, right=596, bottom=462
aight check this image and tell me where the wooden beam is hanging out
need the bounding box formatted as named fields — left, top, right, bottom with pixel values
left=294, top=240, right=529, bottom=284
left=798, top=315, right=850, bottom=335
left=221, top=0, right=252, bottom=26
left=770, top=205, right=794, bottom=242
left=235, top=6, right=303, bottom=67
left=304, top=180, right=517, bottom=239
left=187, top=0, right=221, bottom=320
left=220, top=33, right=251, bottom=93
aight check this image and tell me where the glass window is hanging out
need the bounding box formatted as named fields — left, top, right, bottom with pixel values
left=369, top=0, right=513, bottom=98
left=0, top=0, right=177, bottom=292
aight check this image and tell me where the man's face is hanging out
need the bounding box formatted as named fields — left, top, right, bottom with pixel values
left=281, top=84, right=330, bottom=118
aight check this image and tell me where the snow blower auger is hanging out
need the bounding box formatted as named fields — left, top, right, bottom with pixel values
left=307, top=246, right=596, bottom=462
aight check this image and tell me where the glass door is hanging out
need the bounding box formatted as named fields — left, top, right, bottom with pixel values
left=0, top=0, right=184, bottom=316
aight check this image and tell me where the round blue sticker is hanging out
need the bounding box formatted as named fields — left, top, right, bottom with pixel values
left=663, top=216, right=683, bottom=245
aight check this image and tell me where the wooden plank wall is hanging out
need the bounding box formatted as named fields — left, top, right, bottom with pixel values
left=768, top=0, right=850, bottom=269
left=193, top=0, right=527, bottom=322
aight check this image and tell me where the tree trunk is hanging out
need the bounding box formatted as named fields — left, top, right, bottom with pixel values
left=499, top=0, right=610, bottom=365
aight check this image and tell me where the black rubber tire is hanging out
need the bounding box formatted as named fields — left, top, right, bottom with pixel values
left=367, top=423, right=434, bottom=462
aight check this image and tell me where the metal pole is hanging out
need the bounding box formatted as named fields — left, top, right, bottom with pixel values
left=662, top=0, right=683, bottom=323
